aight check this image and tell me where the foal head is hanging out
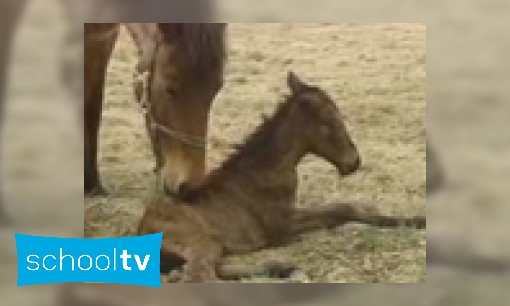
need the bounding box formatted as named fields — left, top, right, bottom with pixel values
left=145, top=23, right=227, bottom=193
left=286, top=72, right=361, bottom=175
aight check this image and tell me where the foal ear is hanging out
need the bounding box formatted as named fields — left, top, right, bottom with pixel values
left=287, top=71, right=306, bottom=94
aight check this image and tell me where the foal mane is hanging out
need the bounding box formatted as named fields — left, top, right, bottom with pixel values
left=158, top=23, right=227, bottom=81
left=177, top=94, right=301, bottom=201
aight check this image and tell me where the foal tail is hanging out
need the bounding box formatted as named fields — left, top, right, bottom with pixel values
left=291, top=202, right=425, bottom=235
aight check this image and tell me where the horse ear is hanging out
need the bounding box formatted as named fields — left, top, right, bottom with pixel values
left=287, top=71, right=306, bottom=94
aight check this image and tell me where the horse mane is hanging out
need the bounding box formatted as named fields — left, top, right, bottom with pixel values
left=158, top=23, right=227, bottom=81
left=177, top=94, right=299, bottom=202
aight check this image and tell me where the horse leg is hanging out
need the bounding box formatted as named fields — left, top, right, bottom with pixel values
left=84, top=24, right=119, bottom=196
left=0, top=0, right=28, bottom=225
left=290, top=202, right=426, bottom=235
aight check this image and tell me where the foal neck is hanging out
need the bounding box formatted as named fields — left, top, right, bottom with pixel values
left=224, top=104, right=308, bottom=191
left=183, top=101, right=310, bottom=203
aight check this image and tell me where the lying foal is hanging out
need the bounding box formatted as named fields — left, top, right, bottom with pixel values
left=138, top=72, right=425, bottom=282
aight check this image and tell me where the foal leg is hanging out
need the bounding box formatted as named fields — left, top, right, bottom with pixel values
left=157, top=232, right=223, bottom=283
left=217, top=260, right=298, bottom=281
left=165, top=260, right=299, bottom=282
left=180, top=241, right=223, bottom=283
left=291, top=202, right=425, bottom=235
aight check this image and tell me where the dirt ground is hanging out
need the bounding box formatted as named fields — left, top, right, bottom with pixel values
left=84, top=23, right=426, bottom=283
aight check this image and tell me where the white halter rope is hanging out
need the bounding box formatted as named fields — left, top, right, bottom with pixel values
left=133, top=70, right=208, bottom=151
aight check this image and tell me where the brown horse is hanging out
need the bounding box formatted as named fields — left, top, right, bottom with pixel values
left=1, top=0, right=223, bottom=220
left=137, top=72, right=426, bottom=282
left=84, top=23, right=227, bottom=196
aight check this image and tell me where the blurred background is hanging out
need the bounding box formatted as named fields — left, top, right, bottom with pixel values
left=0, top=0, right=509, bottom=305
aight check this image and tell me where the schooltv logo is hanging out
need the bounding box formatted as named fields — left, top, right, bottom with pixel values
left=14, top=232, right=163, bottom=288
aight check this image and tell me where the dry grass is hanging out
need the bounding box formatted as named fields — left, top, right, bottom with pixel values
left=84, top=23, right=426, bottom=283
